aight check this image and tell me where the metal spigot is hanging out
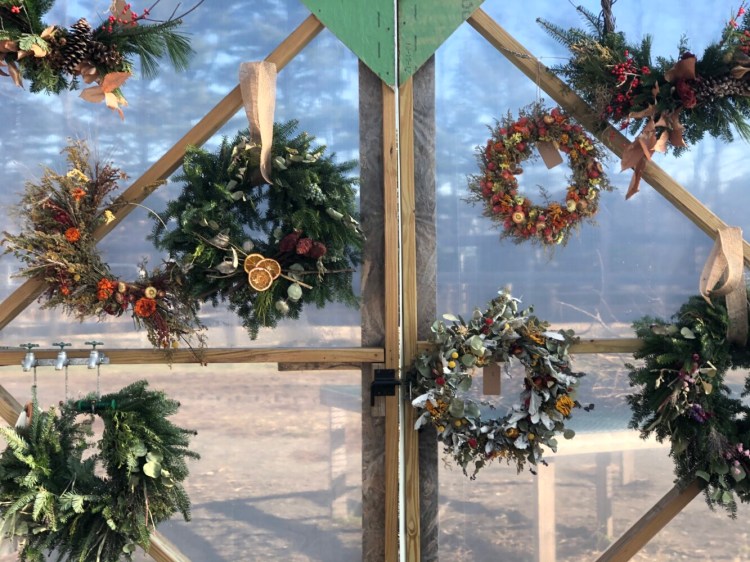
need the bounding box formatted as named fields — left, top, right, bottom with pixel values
left=20, top=343, right=39, bottom=372
left=85, top=341, right=104, bottom=369
left=52, top=342, right=71, bottom=371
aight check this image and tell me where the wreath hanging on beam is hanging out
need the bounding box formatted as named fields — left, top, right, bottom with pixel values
left=1, top=140, right=205, bottom=352
left=539, top=5, right=750, bottom=197
left=407, top=289, right=589, bottom=478
left=0, top=380, right=198, bottom=562
left=468, top=105, right=613, bottom=246
left=626, top=227, right=750, bottom=515
left=0, top=0, right=201, bottom=117
left=150, top=120, right=363, bottom=339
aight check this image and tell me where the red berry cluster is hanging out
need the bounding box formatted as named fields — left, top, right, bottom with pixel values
left=278, top=231, right=328, bottom=260
left=606, top=50, right=651, bottom=122
left=101, top=3, right=150, bottom=33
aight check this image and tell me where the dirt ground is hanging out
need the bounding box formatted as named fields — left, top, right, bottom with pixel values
left=0, top=358, right=747, bottom=561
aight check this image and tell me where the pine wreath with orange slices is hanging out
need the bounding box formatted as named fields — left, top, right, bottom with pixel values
left=151, top=121, right=363, bottom=338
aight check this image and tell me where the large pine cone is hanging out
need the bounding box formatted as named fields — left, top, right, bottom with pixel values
left=60, top=18, right=93, bottom=74
left=89, top=41, right=123, bottom=70
left=693, top=74, right=750, bottom=103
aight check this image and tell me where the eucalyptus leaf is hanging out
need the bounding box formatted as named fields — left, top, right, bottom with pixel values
left=563, top=429, right=575, bottom=439
left=460, top=354, right=476, bottom=367
left=442, top=313, right=460, bottom=322
left=696, top=470, right=711, bottom=481
left=465, top=402, right=481, bottom=418
left=680, top=327, right=696, bottom=339
left=457, top=376, right=473, bottom=392
left=449, top=399, right=465, bottom=418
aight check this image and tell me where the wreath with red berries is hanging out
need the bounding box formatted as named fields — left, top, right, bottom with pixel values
left=407, top=289, right=588, bottom=478
left=151, top=121, right=363, bottom=339
left=468, top=105, right=613, bottom=246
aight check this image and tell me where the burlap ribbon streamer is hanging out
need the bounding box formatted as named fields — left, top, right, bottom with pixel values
left=239, top=61, right=277, bottom=184
left=622, top=57, right=695, bottom=199
left=699, top=226, right=748, bottom=346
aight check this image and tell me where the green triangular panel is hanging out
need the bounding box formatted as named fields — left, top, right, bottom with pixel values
left=302, top=0, right=397, bottom=85
left=398, top=0, right=485, bottom=84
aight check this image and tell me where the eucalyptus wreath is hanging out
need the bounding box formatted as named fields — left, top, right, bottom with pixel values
left=0, top=380, right=198, bottom=562
left=408, top=289, right=587, bottom=478
left=151, top=120, right=363, bottom=339
left=627, top=294, right=750, bottom=515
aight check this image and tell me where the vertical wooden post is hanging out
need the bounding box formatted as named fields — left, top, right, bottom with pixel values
left=596, top=453, right=616, bottom=539
left=359, top=61, right=388, bottom=562
left=412, top=56, right=438, bottom=561
left=382, top=81, right=401, bottom=562
left=399, top=77, right=421, bottom=562
left=534, top=461, right=557, bottom=562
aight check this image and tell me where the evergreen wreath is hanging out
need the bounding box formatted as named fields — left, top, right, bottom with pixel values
left=627, top=293, right=750, bottom=515
left=1, top=139, right=204, bottom=351
left=538, top=4, right=750, bottom=152
left=408, top=289, right=588, bottom=478
left=0, top=0, right=201, bottom=116
left=0, top=380, right=198, bottom=562
left=151, top=120, right=363, bottom=339
left=467, top=105, right=612, bottom=246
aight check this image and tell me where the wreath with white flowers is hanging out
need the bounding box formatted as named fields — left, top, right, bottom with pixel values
left=627, top=293, right=750, bottom=516
left=0, top=381, right=197, bottom=562
left=408, top=289, right=588, bottom=477
left=468, top=105, right=613, bottom=246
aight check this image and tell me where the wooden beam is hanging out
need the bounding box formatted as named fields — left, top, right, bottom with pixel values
left=381, top=81, right=400, bottom=562
left=0, top=347, right=384, bottom=367
left=399, top=77, right=421, bottom=562
left=147, top=534, right=192, bottom=562
left=467, top=9, right=750, bottom=268
left=0, top=15, right=325, bottom=331
left=595, top=480, right=701, bottom=562
left=416, top=338, right=642, bottom=354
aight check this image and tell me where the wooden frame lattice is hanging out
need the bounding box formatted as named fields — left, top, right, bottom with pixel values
left=0, top=5, right=740, bottom=562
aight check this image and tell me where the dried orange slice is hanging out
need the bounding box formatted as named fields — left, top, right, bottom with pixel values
left=257, top=258, right=281, bottom=279
left=243, top=253, right=265, bottom=273
left=248, top=267, right=273, bottom=291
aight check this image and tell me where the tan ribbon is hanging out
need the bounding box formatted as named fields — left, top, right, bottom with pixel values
left=699, top=226, right=748, bottom=346
left=239, top=61, right=277, bottom=184
left=622, top=58, right=695, bottom=199
left=537, top=140, right=563, bottom=169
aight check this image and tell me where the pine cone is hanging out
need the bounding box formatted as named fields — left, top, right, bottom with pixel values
left=89, top=41, right=123, bottom=69
left=308, top=241, right=327, bottom=259
left=61, top=18, right=93, bottom=74
left=295, top=238, right=313, bottom=256
left=279, top=231, right=301, bottom=253
left=693, top=74, right=750, bottom=103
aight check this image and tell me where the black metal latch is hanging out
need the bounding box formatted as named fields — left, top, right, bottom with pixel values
left=370, top=369, right=401, bottom=406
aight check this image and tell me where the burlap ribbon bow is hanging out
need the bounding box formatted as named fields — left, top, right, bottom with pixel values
left=699, top=226, right=748, bottom=346
left=239, top=61, right=277, bottom=184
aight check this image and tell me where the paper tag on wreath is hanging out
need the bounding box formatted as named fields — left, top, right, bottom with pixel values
left=699, top=226, right=748, bottom=346
left=537, top=140, right=563, bottom=169
left=239, top=61, right=277, bottom=184
left=483, top=362, right=502, bottom=395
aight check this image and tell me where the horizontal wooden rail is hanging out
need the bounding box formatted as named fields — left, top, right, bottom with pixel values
left=0, top=14, right=325, bottom=331
left=0, top=347, right=384, bottom=367
left=467, top=9, right=750, bottom=267
left=415, top=338, right=641, bottom=355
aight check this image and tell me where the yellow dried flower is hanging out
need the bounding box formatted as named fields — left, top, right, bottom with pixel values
left=103, top=210, right=116, bottom=224
left=144, top=286, right=158, bottom=299
left=66, top=169, right=89, bottom=183
left=555, top=394, right=575, bottom=417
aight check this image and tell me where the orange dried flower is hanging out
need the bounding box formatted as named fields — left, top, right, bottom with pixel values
left=64, top=227, right=81, bottom=242
left=97, top=278, right=117, bottom=301
left=71, top=188, right=86, bottom=202
left=134, top=297, right=157, bottom=318
left=60, top=286, right=71, bottom=296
